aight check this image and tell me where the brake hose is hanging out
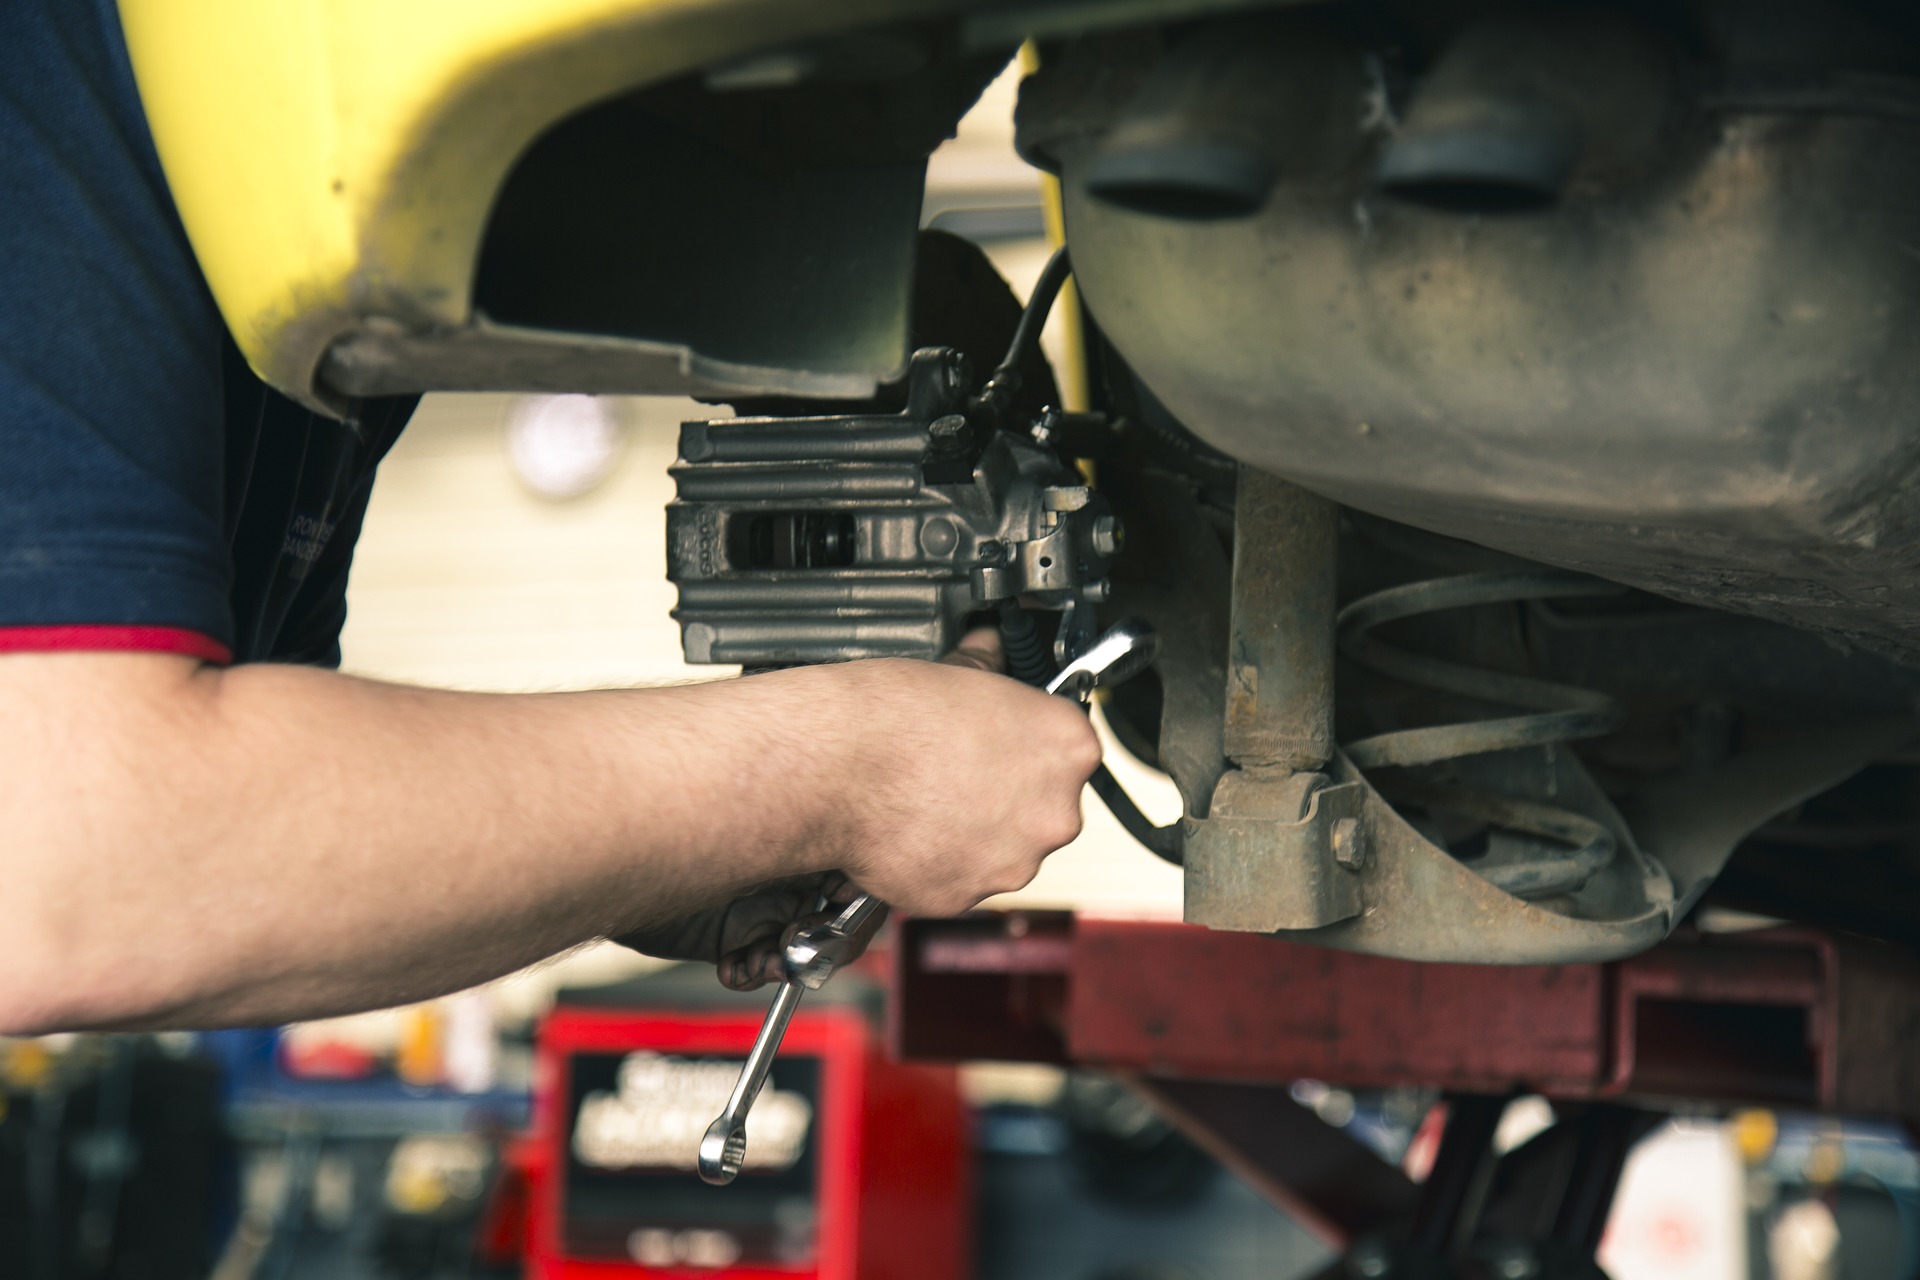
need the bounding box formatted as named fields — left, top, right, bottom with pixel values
left=999, top=603, right=1184, bottom=866
left=972, top=246, right=1073, bottom=421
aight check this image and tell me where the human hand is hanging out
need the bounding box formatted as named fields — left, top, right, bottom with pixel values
left=818, top=625, right=1102, bottom=917
left=615, top=626, right=1098, bottom=984
left=612, top=871, right=882, bottom=991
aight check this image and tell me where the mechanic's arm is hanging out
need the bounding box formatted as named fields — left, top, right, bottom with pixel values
left=0, top=648, right=1099, bottom=1035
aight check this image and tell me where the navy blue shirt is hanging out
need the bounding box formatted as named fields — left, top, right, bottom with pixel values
left=1, top=0, right=414, bottom=666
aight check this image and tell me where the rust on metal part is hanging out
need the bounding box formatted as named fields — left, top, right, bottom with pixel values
left=1072, top=919, right=1608, bottom=1092
left=1185, top=465, right=1355, bottom=931
left=1220, top=465, right=1337, bottom=771
left=893, top=913, right=1920, bottom=1118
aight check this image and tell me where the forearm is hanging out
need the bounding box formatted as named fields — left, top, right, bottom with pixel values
left=0, top=654, right=850, bottom=1032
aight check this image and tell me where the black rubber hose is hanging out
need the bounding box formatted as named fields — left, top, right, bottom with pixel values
left=1091, top=764, right=1185, bottom=866
left=974, top=246, right=1073, bottom=419
left=998, top=245, right=1072, bottom=381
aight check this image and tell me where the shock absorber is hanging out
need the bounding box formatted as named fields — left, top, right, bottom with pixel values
left=1337, top=570, right=1628, bottom=901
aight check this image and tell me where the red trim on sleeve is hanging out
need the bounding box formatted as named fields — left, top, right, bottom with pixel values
left=0, top=625, right=232, bottom=665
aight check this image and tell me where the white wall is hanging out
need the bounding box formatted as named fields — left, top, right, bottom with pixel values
left=337, top=387, right=1184, bottom=925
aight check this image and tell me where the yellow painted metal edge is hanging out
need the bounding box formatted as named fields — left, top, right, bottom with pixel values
left=117, top=0, right=974, bottom=414
left=1021, top=40, right=1091, bottom=415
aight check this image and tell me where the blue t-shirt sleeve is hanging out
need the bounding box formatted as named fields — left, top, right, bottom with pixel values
left=0, top=0, right=235, bottom=654
left=220, top=360, right=412, bottom=668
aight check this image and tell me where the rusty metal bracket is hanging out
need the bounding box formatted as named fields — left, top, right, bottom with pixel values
left=1283, top=750, right=1676, bottom=964
left=1185, top=772, right=1368, bottom=931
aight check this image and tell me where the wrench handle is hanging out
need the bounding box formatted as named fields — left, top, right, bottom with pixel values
left=723, top=979, right=804, bottom=1122
left=697, top=979, right=805, bottom=1185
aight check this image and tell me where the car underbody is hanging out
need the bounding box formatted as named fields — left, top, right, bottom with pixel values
left=110, top=0, right=1920, bottom=1272
left=580, top=0, right=1920, bottom=965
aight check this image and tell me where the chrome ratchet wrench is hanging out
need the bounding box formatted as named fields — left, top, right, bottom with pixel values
left=696, top=619, right=1160, bottom=1186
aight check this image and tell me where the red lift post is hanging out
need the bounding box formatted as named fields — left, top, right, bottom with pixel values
left=892, top=911, right=1920, bottom=1258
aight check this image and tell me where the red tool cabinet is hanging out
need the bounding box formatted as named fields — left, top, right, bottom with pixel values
left=522, top=996, right=969, bottom=1280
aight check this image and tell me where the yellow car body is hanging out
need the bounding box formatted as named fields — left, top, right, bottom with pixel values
left=117, top=0, right=1014, bottom=414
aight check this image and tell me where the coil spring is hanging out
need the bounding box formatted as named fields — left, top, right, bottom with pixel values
left=1337, top=570, right=1629, bottom=901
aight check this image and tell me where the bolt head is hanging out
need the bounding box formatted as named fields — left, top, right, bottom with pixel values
left=1332, top=817, right=1366, bottom=870
left=1091, top=514, right=1123, bottom=558
left=929, top=414, right=971, bottom=454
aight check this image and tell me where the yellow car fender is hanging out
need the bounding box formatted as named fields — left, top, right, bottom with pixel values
left=116, top=0, right=979, bottom=414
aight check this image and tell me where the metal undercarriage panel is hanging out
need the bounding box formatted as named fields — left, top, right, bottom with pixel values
left=1034, top=4, right=1920, bottom=665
